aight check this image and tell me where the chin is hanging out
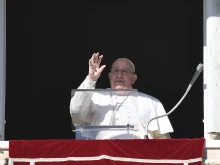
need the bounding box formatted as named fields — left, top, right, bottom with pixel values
left=114, top=85, right=126, bottom=89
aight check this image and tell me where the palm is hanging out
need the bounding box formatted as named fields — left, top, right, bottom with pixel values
left=88, top=53, right=106, bottom=81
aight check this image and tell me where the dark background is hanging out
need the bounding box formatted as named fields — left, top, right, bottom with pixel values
left=5, top=1, right=203, bottom=140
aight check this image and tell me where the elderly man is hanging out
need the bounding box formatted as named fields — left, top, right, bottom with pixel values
left=70, top=52, right=173, bottom=139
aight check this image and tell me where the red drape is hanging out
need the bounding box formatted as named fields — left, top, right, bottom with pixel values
left=9, top=138, right=205, bottom=165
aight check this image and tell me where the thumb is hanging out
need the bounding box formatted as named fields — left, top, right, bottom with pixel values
left=98, top=65, right=106, bottom=73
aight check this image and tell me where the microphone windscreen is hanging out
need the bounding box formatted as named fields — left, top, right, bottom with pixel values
left=197, top=63, right=204, bottom=72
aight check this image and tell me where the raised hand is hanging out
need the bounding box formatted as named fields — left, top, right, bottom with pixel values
left=88, top=52, right=106, bottom=81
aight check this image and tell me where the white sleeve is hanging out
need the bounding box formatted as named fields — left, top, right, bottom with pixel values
left=69, top=76, right=97, bottom=124
left=150, top=100, right=174, bottom=135
left=78, top=76, right=97, bottom=89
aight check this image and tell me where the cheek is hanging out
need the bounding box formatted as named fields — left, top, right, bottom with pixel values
left=132, top=77, right=135, bottom=83
left=125, top=77, right=133, bottom=84
left=130, top=77, right=136, bottom=84
left=130, top=75, right=136, bottom=83
left=109, top=75, right=115, bottom=83
left=108, top=74, right=113, bottom=80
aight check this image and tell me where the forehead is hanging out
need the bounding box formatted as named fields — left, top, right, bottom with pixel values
left=112, top=59, right=133, bottom=69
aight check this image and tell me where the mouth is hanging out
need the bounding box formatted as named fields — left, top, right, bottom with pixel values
left=114, top=80, right=125, bottom=86
left=115, top=79, right=124, bottom=83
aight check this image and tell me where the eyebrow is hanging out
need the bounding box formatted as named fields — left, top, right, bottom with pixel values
left=111, top=67, right=130, bottom=70
left=111, top=67, right=134, bottom=73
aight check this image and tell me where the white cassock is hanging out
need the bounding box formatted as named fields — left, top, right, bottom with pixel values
left=70, top=77, right=174, bottom=139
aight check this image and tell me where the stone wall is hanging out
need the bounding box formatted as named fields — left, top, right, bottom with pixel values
left=0, top=141, right=8, bottom=165
left=203, top=140, right=220, bottom=165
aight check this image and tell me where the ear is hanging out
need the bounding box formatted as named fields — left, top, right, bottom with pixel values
left=132, top=74, right=137, bottom=84
left=108, top=72, right=112, bottom=79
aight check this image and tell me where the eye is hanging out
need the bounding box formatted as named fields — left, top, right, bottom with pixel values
left=113, top=69, right=119, bottom=74
left=121, top=70, right=128, bottom=74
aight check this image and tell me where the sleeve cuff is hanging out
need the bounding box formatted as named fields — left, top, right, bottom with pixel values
left=83, top=76, right=97, bottom=88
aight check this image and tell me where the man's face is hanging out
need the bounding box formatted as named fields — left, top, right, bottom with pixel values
left=108, top=59, right=137, bottom=89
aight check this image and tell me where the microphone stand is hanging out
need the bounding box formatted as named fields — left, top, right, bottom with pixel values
left=144, top=63, right=204, bottom=139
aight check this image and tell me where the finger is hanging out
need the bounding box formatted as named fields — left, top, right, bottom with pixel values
left=92, top=53, right=96, bottom=58
left=95, top=52, right=99, bottom=63
left=97, top=65, right=106, bottom=73
left=89, top=59, right=93, bottom=66
left=97, top=55, right=103, bottom=66
left=91, top=53, right=96, bottom=63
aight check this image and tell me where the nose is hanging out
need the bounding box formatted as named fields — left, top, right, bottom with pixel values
left=116, top=71, right=123, bottom=77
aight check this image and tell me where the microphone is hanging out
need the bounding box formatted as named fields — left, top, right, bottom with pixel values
left=144, top=63, right=204, bottom=139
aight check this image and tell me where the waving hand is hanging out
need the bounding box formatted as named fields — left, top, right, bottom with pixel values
left=88, top=52, right=106, bottom=81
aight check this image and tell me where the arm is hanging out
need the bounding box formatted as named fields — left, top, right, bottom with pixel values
left=70, top=77, right=96, bottom=125
left=142, top=94, right=173, bottom=139
left=70, top=52, right=106, bottom=125
left=151, top=100, right=174, bottom=138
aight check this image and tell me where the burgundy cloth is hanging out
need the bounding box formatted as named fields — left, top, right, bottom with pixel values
left=9, top=138, right=205, bottom=165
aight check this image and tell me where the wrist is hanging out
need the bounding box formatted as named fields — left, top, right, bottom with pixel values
left=86, top=75, right=97, bottom=82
